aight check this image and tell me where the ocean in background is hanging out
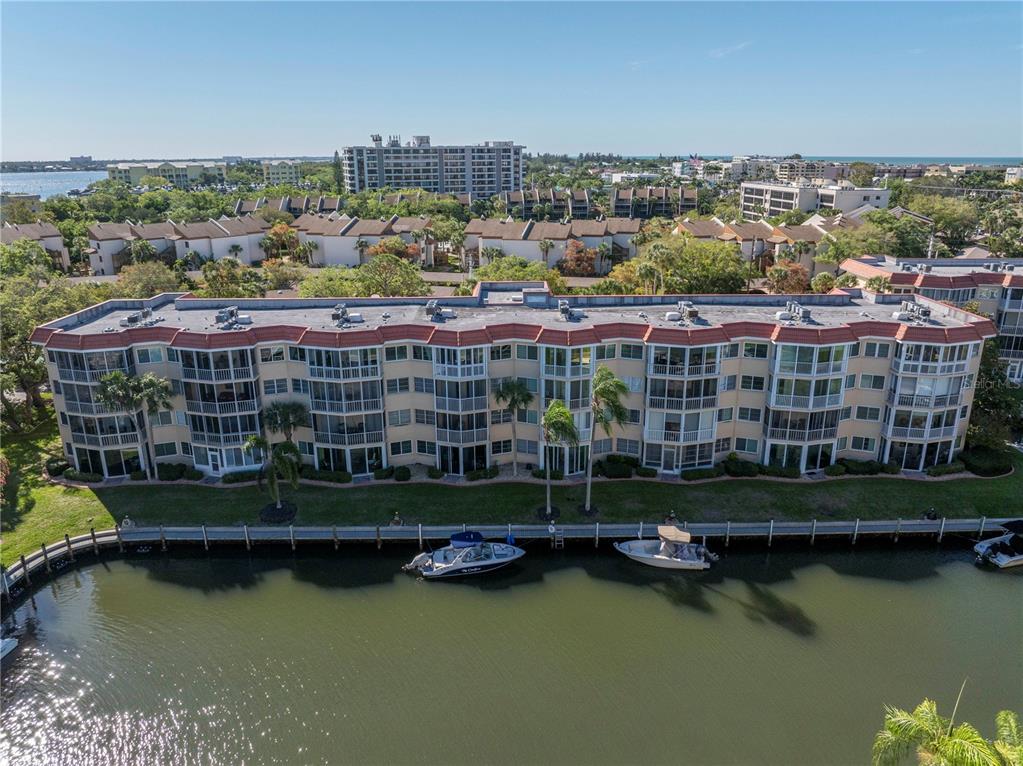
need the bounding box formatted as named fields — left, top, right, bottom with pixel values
left=1, top=170, right=107, bottom=199
left=633, top=155, right=1020, bottom=165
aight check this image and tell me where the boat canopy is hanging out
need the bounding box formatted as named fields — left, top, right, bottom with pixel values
left=1000, top=519, right=1023, bottom=535
left=450, top=531, right=485, bottom=548
left=658, top=525, right=691, bottom=543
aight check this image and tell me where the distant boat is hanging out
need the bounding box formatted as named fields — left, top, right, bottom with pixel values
left=403, top=531, right=525, bottom=579
left=1, top=637, right=18, bottom=661
left=614, top=525, right=718, bottom=570
left=974, top=520, right=1023, bottom=569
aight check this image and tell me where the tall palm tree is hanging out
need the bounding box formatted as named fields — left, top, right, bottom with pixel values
left=228, top=244, right=243, bottom=261
left=538, top=238, right=555, bottom=266
left=95, top=371, right=172, bottom=479
left=300, top=240, right=319, bottom=266
left=872, top=693, right=1001, bottom=766
left=493, top=379, right=534, bottom=477
left=262, top=400, right=309, bottom=444
left=583, top=366, right=628, bottom=515
left=636, top=260, right=660, bottom=294
left=355, top=238, right=370, bottom=264
left=481, top=246, right=504, bottom=265
left=541, top=399, right=579, bottom=520
left=243, top=436, right=302, bottom=513
left=596, top=242, right=612, bottom=275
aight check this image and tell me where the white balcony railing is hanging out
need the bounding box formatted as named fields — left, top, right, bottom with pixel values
left=57, top=366, right=133, bottom=383
left=182, top=366, right=254, bottom=382
left=433, top=363, right=487, bottom=379
left=885, top=424, right=958, bottom=441
left=769, top=393, right=843, bottom=409
left=309, top=398, right=381, bottom=414
left=764, top=426, right=839, bottom=442
left=307, top=364, right=381, bottom=380
left=886, top=391, right=961, bottom=408
left=435, top=428, right=489, bottom=444
left=63, top=400, right=115, bottom=415
left=190, top=431, right=260, bottom=447
left=186, top=399, right=259, bottom=415
left=647, top=396, right=718, bottom=411
left=892, top=358, right=968, bottom=376
left=645, top=427, right=715, bottom=444
left=434, top=396, right=489, bottom=412
left=313, top=430, right=384, bottom=446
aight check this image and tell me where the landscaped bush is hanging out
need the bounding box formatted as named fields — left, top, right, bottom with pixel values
left=373, top=466, right=395, bottom=480
left=157, top=463, right=187, bottom=481
left=839, top=459, right=883, bottom=475
left=427, top=466, right=445, bottom=479
left=394, top=466, right=411, bottom=482
left=882, top=460, right=900, bottom=475
left=759, top=464, right=801, bottom=479
left=722, top=454, right=759, bottom=477
left=222, top=470, right=260, bottom=484
left=636, top=466, right=658, bottom=478
left=45, top=457, right=70, bottom=477
left=129, top=470, right=147, bottom=481
left=300, top=466, right=353, bottom=483
left=592, top=460, right=606, bottom=477
left=681, top=465, right=725, bottom=481
left=824, top=463, right=847, bottom=477
left=926, top=460, right=966, bottom=477
left=603, top=462, right=633, bottom=479
left=182, top=467, right=204, bottom=481
left=606, top=454, right=640, bottom=468
left=532, top=467, right=564, bottom=480
left=959, top=448, right=1012, bottom=477
left=62, top=468, right=102, bottom=483
left=466, top=469, right=486, bottom=481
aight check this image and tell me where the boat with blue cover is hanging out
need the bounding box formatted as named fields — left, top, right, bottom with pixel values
left=403, top=531, right=525, bottom=579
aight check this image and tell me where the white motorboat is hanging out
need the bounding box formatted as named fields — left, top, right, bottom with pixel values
left=403, top=531, right=525, bottom=579
left=1, top=637, right=18, bottom=661
left=974, top=520, right=1023, bottom=569
left=614, top=525, right=718, bottom=570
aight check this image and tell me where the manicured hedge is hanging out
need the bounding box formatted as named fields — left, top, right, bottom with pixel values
left=394, top=466, right=411, bottom=482
left=300, top=466, right=353, bottom=483
left=959, top=448, right=1012, bottom=477
left=157, top=463, right=187, bottom=481
left=926, top=460, right=966, bottom=477
left=373, top=466, right=395, bottom=480
left=635, top=466, right=657, bottom=478
left=129, top=470, right=147, bottom=481
left=427, top=467, right=445, bottom=479
left=839, top=458, right=884, bottom=475
left=606, top=454, right=640, bottom=468
left=603, top=462, right=633, bottom=479
left=824, top=463, right=847, bottom=477
left=63, top=468, right=103, bottom=483
left=532, top=467, right=564, bottom=480
left=759, top=464, right=801, bottom=479
left=222, top=470, right=260, bottom=484
left=681, top=465, right=725, bottom=481
left=45, top=457, right=70, bottom=477
left=182, top=467, right=204, bottom=481
left=722, top=454, right=759, bottom=477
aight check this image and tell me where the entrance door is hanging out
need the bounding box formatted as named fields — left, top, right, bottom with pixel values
left=209, top=449, right=221, bottom=474
left=661, top=446, right=676, bottom=472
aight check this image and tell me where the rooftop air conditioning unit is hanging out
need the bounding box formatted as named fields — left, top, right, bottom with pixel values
left=235, top=314, right=253, bottom=325
left=774, top=311, right=793, bottom=321
left=346, top=312, right=364, bottom=323
left=141, top=308, right=152, bottom=318
left=665, top=311, right=683, bottom=322
left=799, top=307, right=812, bottom=321
left=922, top=264, right=932, bottom=272
left=1006, top=265, right=1016, bottom=272
left=558, top=299, right=570, bottom=315
left=686, top=307, right=699, bottom=320
left=892, top=311, right=912, bottom=321
left=917, top=307, right=931, bottom=319
left=215, top=309, right=231, bottom=323
left=440, top=308, right=455, bottom=319
left=118, top=318, right=131, bottom=327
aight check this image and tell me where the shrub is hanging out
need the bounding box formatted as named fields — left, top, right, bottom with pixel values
left=300, top=466, right=353, bottom=483
left=839, top=459, right=883, bottom=475
left=592, top=460, right=606, bottom=477
left=824, top=463, right=847, bottom=477
left=636, top=466, right=658, bottom=478
left=681, top=465, right=725, bottom=481
left=63, top=468, right=103, bottom=483
left=222, top=470, right=260, bottom=484
left=157, top=463, right=187, bottom=481
left=606, top=454, right=640, bottom=468
left=128, top=469, right=147, bottom=481
left=427, top=466, right=445, bottom=479
left=183, top=467, right=204, bottom=481
left=45, top=457, right=70, bottom=477
left=603, top=462, right=633, bottom=479
left=532, top=467, right=564, bottom=480
left=760, top=464, right=801, bottom=478
left=882, top=460, right=900, bottom=475
left=926, top=460, right=966, bottom=477
left=722, top=456, right=759, bottom=477
left=959, top=448, right=1012, bottom=477
left=394, top=466, right=411, bottom=482
left=466, top=469, right=486, bottom=481
left=373, top=466, right=395, bottom=480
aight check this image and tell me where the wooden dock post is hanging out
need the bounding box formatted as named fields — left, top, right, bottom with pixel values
left=725, top=521, right=731, bottom=547
left=0, top=567, right=9, bottom=601
left=595, top=522, right=600, bottom=548
left=202, top=524, right=209, bottom=551
left=376, top=526, right=382, bottom=550
left=41, top=543, right=51, bottom=574
left=938, top=517, right=946, bottom=543
left=160, top=525, right=167, bottom=552
left=115, top=525, right=124, bottom=552
left=65, top=534, right=75, bottom=562
left=90, top=527, right=99, bottom=555
left=462, top=523, right=467, bottom=532
left=289, top=525, right=295, bottom=551
left=638, top=521, right=644, bottom=540
left=978, top=517, right=986, bottom=537
left=768, top=519, right=774, bottom=547
left=244, top=525, right=251, bottom=551
left=894, top=518, right=901, bottom=543
left=810, top=519, right=816, bottom=545
left=20, top=555, right=30, bottom=586
left=418, top=523, right=423, bottom=550
left=332, top=525, right=338, bottom=551
left=852, top=519, right=860, bottom=545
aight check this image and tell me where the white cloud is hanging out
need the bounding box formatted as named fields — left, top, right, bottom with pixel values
left=709, top=41, right=750, bottom=59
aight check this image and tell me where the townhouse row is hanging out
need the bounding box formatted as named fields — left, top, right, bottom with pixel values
left=32, top=283, right=994, bottom=483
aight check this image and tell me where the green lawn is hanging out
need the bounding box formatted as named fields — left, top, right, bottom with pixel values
left=3, top=409, right=1021, bottom=566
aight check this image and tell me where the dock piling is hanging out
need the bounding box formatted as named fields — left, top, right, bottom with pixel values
left=90, top=527, right=99, bottom=555
left=938, top=517, right=946, bottom=543
left=289, top=525, right=295, bottom=551
left=725, top=521, right=731, bottom=547
left=376, top=526, right=382, bottom=550
left=332, top=525, right=338, bottom=550
left=65, top=534, right=75, bottom=562
left=638, top=521, right=644, bottom=540
left=595, top=522, right=600, bottom=548
left=852, top=519, right=860, bottom=545
left=768, top=519, right=774, bottom=547
left=418, top=523, right=423, bottom=550
left=115, top=525, right=124, bottom=552
left=244, top=524, right=251, bottom=551
left=810, top=519, right=816, bottom=545
left=41, top=543, right=51, bottom=574
left=894, top=518, right=901, bottom=543
left=978, top=517, right=986, bottom=537
left=160, top=525, right=167, bottom=552
left=20, top=555, right=30, bottom=586
left=0, top=567, right=9, bottom=601
left=202, top=524, right=209, bottom=551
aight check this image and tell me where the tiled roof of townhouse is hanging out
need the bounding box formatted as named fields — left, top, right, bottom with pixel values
left=525, top=221, right=573, bottom=241
left=677, top=219, right=726, bottom=238
left=1, top=220, right=62, bottom=243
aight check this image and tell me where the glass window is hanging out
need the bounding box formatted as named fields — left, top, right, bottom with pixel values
left=620, top=344, right=644, bottom=360
left=385, top=345, right=408, bottom=362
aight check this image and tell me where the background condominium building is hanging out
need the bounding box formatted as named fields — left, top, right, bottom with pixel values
left=106, top=161, right=227, bottom=189
left=740, top=181, right=891, bottom=219
left=341, top=134, right=524, bottom=195
left=33, top=283, right=993, bottom=483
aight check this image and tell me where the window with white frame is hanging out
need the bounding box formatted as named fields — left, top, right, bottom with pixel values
left=491, top=440, right=512, bottom=455
left=260, top=346, right=285, bottom=363
left=413, top=377, right=434, bottom=393
left=855, top=406, right=881, bottom=421
left=516, top=344, right=538, bottom=361
left=386, top=377, right=409, bottom=394
left=154, top=442, right=177, bottom=457
left=417, top=440, right=437, bottom=455
left=860, top=374, right=885, bottom=390
left=390, top=440, right=412, bottom=456
left=714, top=437, right=732, bottom=453
left=415, top=409, right=436, bottom=425
left=741, top=375, right=765, bottom=391
left=851, top=436, right=876, bottom=452
left=735, top=437, right=758, bottom=453
left=491, top=409, right=512, bottom=424
left=385, top=345, right=408, bottom=362
left=136, top=347, right=164, bottom=364
left=516, top=439, right=538, bottom=454
left=616, top=438, right=640, bottom=455
left=263, top=378, right=288, bottom=395
left=738, top=407, right=761, bottom=422
left=591, top=438, right=612, bottom=454
left=620, top=344, right=643, bottom=360
left=387, top=409, right=411, bottom=427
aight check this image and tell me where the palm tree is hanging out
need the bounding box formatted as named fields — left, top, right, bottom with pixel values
left=540, top=399, right=579, bottom=520
left=95, top=371, right=172, bottom=479
left=243, top=436, right=302, bottom=513
left=583, top=366, right=628, bottom=515
left=636, top=260, right=660, bottom=294
left=872, top=691, right=1001, bottom=766
left=228, top=244, right=243, bottom=261
left=994, top=711, right=1020, bottom=766
left=538, top=238, right=555, bottom=266
left=481, top=246, right=504, bottom=265
left=866, top=275, right=892, bottom=294
left=355, top=238, right=370, bottom=263
left=493, top=379, right=534, bottom=477
left=262, top=400, right=309, bottom=444
left=300, top=240, right=319, bottom=266
left=596, top=242, right=612, bottom=274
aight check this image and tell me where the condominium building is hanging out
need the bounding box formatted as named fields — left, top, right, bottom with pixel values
left=740, top=181, right=891, bottom=219
left=33, top=284, right=993, bottom=482
left=1006, top=167, right=1022, bottom=185
left=341, top=134, right=524, bottom=195
left=262, top=160, right=302, bottom=185
left=611, top=186, right=697, bottom=218
left=774, top=160, right=850, bottom=182
left=840, top=255, right=1023, bottom=381
left=106, top=161, right=227, bottom=188
left=1, top=220, right=71, bottom=270
left=465, top=218, right=639, bottom=270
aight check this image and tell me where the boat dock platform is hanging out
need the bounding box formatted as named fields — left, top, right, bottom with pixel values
left=1, top=517, right=1011, bottom=600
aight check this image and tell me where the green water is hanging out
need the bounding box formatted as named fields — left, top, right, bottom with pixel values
left=1, top=546, right=1020, bottom=765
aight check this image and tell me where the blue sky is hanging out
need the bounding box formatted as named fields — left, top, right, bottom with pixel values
left=2, top=2, right=1021, bottom=160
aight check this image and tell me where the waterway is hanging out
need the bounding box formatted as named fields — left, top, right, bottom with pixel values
left=1, top=546, right=1019, bottom=765
left=1, top=170, right=107, bottom=199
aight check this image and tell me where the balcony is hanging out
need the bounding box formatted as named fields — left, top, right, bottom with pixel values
left=433, top=363, right=487, bottom=379
left=435, top=427, right=489, bottom=444
left=885, top=424, right=958, bottom=441
left=769, top=393, right=843, bottom=409
left=190, top=430, right=260, bottom=447
left=435, top=395, right=489, bottom=413
left=886, top=391, right=961, bottom=408
left=543, top=397, right=590, bottom=411
left=313, top=430, right=384, bottom=446
left=57, top=366, right=133, bottom=384
left=182, top=366, right=254, bottom=382
left=645, top=427, right=715, bottom=444
left=764, top=426, right=838, bottom=442
left=648, top=395, right=718, bottom=411
left=649, top=363, right=719, bottom=377
left=70, top=431, right=140, bottom=448
left=774, top=361, right=844, bottom=376
left=186, top=399, right=260, bottom=415
left=999, top=298, right=1023, bottom=311
left=309, top=398, right=382, bottom=414
left=63, top=400, right=116, bottom=415
left=892, top=358, right=968, bottom=375
left=307, top=364, right=381, bottom=381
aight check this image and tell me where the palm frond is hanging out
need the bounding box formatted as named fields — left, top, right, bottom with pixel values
left=996, top=710, right=1021, bottom=749
left=872, top=727, right=916, bottom=766
left=933, top=724, right=1000, bottom=766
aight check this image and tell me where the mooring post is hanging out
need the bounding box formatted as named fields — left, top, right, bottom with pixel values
left=768, top=519, right=774, bottom=547
left=244, top=524, right=251, bottom=551
left=810, top=518, right=817, bottom=545
left=1, top=566, right=10, bottom=600
left=638, top=521, right=644, bottom=540
left=90, top=527, right=99, bottom=555
left=462, top=523, right=467, bottom=532
left=160, top=525, right=167, bottom=552
left=725, top=521, right=731, bottom=547
left=852, top=519, right=860, bottom=545
left=332, top=525, right=338, bottom=551
left=65, top=534, right=75, bottom=562
left=41, top=543, right=51, bottom=574
left=202, top=524, right=209, bottom=551
left=978, top=517, right=986, bottom=537
left=289, top=525, right=296, bottom=551
left=894, top=518, right=901, bottom=543
left=115, top=524, right=124, bottom=552
left=20, top=555, right=30, bottom=586
left=418, top=523, right=423, bottom=551
left=376, top=526, right=382, bottom=550
left=938, top=517, right=946, bottom=543
left=595, top=522, right=600, bottom=548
